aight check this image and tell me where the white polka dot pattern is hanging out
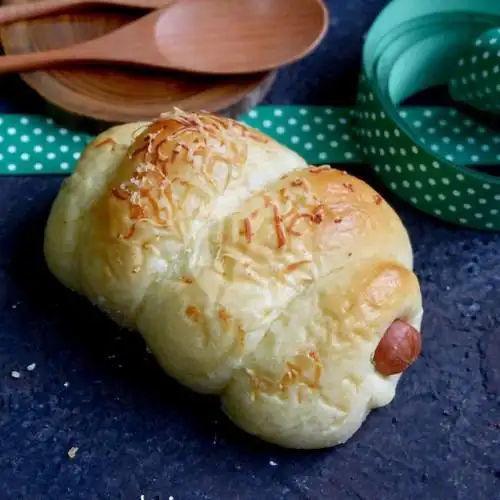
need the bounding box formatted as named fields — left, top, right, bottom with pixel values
left=244, top=107, right=361, bottom=164
left=450, top=28, right=500, bottom=114
left=0, top=115, right=91, bottom=174
left=354, top=70, right=500, bottom=232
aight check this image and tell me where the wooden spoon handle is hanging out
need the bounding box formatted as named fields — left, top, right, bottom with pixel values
left=0, top=0, right=95, bottom=25
left=0, top=48, right=81, bottom=74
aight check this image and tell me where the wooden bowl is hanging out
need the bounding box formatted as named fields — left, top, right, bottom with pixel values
left=0, top=2, right=276, bottom=128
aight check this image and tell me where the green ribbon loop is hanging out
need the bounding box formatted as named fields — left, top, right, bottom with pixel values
left=1, top=0, right=500, bottom=232
left=450, top=27, right=500, bottom=114
left=351, top=0, right=500, bottom=231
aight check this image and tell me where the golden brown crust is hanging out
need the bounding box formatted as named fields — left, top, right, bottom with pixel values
left=44, top=108, right=423, bottom=449
left=104, top=110, right=270, bottom=244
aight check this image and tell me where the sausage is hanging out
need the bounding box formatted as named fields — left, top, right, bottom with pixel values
left=372, top=319, right=422, bottom=376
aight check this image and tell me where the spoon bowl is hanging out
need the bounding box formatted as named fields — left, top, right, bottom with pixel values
left=0, top=0, right=329, bottom=75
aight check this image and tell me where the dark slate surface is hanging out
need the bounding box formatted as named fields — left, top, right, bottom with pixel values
left=0, top=1, right=499, bottom=499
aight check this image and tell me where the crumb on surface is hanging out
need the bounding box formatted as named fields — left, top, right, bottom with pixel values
left=64, top=382, right=69, bottom=387
left=68, top=447, right=78, bottom=459
left=269, top=460, right=278, bottom=466
left=27, top=363, right=36, bottom=371
left=10, top=371, right=21, bottom=379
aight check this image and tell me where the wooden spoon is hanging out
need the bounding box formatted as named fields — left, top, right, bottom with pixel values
left=0, top=0, right=329, bottom=75
left=0, top=0, right=170, bottom=26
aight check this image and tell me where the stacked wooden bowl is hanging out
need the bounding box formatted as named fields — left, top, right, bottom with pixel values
left=0, top=1, right=277, bottom=128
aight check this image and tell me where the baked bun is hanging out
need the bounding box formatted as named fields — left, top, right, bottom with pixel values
left=44, top=109, right=423, bottom=449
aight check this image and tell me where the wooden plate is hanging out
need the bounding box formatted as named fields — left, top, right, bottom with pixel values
left=0, top=2, right=276, bottom=125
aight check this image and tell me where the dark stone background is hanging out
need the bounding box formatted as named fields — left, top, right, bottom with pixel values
left=0, top=1, right=499, bottom=499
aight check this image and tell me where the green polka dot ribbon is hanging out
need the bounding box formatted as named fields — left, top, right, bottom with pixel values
left=450, top=27, right=500, bottom=114
left=2, top=0, right=500, bottom=232
left=0, top=115, right=92, bottom=172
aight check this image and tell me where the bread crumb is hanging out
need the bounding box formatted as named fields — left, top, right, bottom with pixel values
left=68, top=447, right=78, bottom=459
left=269, top=460, right=278, bottom=466
left=11, top=371, right=21, bottom=379
left=64, top=382, right=69, bottom=387
left=27, top=363, right=36, bottom=371
left=169, top=496, right=174, bottom=500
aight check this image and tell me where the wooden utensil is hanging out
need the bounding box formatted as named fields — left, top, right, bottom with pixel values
left=0, top=0, right=170, bottom=25
left=0, top=7, right=276, bottom=124
left=0, top=0, right=329, bottom=75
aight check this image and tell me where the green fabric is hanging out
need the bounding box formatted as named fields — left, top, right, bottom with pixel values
left=449, top=27, right=500, bottom=113
left=354, top=0, right=500, bottom=231
left=0, top=115, right=92, bottom=173
left=1, top=0, right=500, bottom=232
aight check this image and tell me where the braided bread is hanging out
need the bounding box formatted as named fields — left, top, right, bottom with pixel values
left=44, top=109, right=423, bottom=449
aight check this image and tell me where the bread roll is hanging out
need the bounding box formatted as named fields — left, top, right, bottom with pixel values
left=44, top=108, right=423, bottom=449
